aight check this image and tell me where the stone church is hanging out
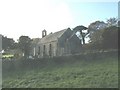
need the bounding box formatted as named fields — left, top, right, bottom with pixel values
left=31, top=28, right=82, bottom=58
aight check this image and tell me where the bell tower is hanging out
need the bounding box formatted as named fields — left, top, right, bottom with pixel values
left=42, top=29, right=47, bottom=38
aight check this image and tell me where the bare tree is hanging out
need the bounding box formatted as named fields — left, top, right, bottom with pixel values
left=106, top=17, right=118, bottom=26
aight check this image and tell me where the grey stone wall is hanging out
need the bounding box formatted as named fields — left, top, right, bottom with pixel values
left=32, top=28, right=82, bottom=58
left=35, top=41, right=58, bottom=58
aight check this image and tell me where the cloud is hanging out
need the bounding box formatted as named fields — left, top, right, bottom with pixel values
left=43, top=2, right=74, bottom=32
left=0, top=0, right=74, bottom=41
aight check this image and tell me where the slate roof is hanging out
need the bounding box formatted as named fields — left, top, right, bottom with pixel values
left=38, top=28, right=70, bottom=44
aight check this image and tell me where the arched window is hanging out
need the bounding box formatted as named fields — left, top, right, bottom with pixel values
left=38, top=46, right=40, bottom=55
left=49, top=44, right=52, bottom=57
left=43, top=45, right=45, bottom=55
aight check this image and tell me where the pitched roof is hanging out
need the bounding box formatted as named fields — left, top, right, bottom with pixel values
left=38, top=28, right=69, bottom=44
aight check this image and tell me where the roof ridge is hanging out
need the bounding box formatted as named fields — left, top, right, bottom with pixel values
left=39, top=28, right=69, bottom=44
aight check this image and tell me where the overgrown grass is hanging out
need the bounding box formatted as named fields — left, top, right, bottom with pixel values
left=2, top=55, right=118, bottom=88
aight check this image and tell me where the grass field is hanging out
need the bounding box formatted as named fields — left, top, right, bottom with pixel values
left=2, top=55, right=118, bottom=88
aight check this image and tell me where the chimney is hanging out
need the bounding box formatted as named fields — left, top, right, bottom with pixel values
left=42, top=29, right=47, bottom=38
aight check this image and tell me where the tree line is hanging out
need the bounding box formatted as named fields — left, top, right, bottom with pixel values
left=1, top=17, right=119, bottom=58
left=73, top=17, right=118, bottom=50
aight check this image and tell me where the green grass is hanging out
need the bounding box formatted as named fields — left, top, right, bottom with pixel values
left=2, top=56, right=118, bottom=88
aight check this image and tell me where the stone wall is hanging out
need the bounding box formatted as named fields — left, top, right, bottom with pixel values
left=35, top=41, right=58, bottom=58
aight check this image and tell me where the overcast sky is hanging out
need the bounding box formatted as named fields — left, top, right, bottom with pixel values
left=0, top=0, right=118, bottom=41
